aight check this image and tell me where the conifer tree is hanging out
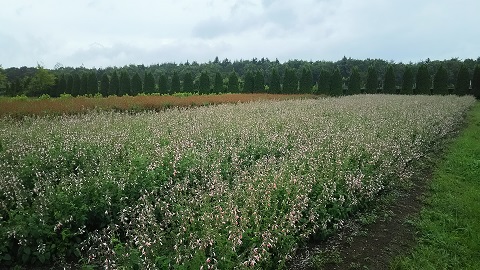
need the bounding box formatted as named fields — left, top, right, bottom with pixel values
left=472, top=64, right=480, bottom=99
left=254, top=70, right=265, bottom=93
left=143, top=72, right=156, bottom=94
left=87, top=71, right=98, bottom=95
left=433, top=65, right=449, bottom=95
left=213, top=72, right=223, bottom=94
left=365, top=65, right=378, bottom=94
left=228, top=71, right=239, bottom=93
left=455, top=64, right=471, bottom=96
left=383, top=65, right=396, bottom=94
left=299, top=67, right=313, bottom=93
left=109, top=71, right=120, bottom=96
left=119, top=70, right=131, bottom=96
left=283, top=67, right=298, bottom=93
left=183, top=72, right=194, bottom=93
left=348, top=66, right=361, bottom=95
left=79, top=73, right=88, bottom=96
left=57, top=74, right=67, bottom=96
left=199, top=72, right=210, bottom=94
left=269, top=68, right=281, bottom=94
left=401, top=66, right=414, bottom=95
left=416, top=64, right=431, bottom=95
left=66, top=74, right=74, bottom=95
left=131, top=72, right=143, bottom=95
left=329, top=67, right=343, bottom=96
left=170, top=71, right=180, bottom=94
left=100, top=73, right=110, bottom=97
left=158, top=73, right=169, bottom=95
left=243, top=71, right=254, bottom=93
left=317, top=69, right=331, bottom=95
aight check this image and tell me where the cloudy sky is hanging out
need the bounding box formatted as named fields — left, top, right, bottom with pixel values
left=1, top=0, right=479, bottom=68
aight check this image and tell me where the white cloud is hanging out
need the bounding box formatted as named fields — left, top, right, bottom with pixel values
left=0, top=0, right=479, bottom=68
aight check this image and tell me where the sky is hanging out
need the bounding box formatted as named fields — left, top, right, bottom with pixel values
left=1, top=0, right=479, bottom=69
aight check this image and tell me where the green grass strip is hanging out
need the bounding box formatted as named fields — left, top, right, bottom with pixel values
left=392, top=101, right=480, bottom=270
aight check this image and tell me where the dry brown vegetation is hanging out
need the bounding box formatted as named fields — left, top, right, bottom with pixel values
left=0, top=94, right=315, bottom=117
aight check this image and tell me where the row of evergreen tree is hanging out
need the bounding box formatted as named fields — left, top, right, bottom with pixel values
left=2, top=57, right=480, bottom=98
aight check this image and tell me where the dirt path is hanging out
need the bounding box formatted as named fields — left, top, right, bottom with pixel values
left=289, top=174, right=429, bottom=270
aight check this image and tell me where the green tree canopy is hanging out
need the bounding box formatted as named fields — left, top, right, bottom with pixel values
left=183, top=72, right=194, bottom=93
left=269, top=68, right=281, bottom=94
left=143, top=71, right=156, bottom=94
left=383, top=65, right=396, bottom=94
left=213, top=72, right=223, bottom=94
left=79, top=73, right=88, bottom=96
left=433, top=65, right=449, bottom=95
left=329, top=67, right=343, bottom=96
left=348, top=66, right=361, bottom=95
left=243, top=71, right=254, bottom=93
left=119, top=70, right=131, bottom=96
left=158, top=73, right=169, bottom=95
left=100, top=73, right=110, bottom=97
left=56, top=74, right=67, bottom=96
left=472, top=65, right=480, bottom=99
left=109, top=71, right=120, bottom=96
left=401, top=66, right=414, bottom=95
left=365, top=65, right=378, bottom=94
left=170, top=71, right=180, bottom=94
left=317, top=69, right=331, bottom=95
left=131, top=72, right=143, bottom=95
left=416, top=64, right=431, bottom=95
left=254, top=70, right=265, bottom=93
left=299, top=66, right=313, bottom=93
left=28, top=65, right=56, bottom=96
left=199, top=72, right=210, bottom=94
left=455, top=64, right=470, bottom=96
left=227, top=71, right=239, bottom=93
left=0, top=66, right=7, bottom=91
left=87, top=71, right=98, bottom=95
left=283, top=67, right=298, bottom=93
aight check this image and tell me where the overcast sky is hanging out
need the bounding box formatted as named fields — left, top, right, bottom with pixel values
left=1, top=0, right=479, bottom=69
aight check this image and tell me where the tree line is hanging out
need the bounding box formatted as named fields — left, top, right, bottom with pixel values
left=1, top=57, right=480, bottom=98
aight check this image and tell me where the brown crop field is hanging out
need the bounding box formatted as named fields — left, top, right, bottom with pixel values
left=0, top=93, right=315, bottom=117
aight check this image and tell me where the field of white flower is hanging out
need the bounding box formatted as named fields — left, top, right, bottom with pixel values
left=0, top=95, right=475, bottom=269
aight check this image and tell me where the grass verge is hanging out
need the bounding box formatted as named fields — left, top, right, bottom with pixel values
left=392, top=101, right=480, bottom=269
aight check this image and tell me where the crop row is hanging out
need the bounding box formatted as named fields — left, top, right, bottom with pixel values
left=0, top=95, right=475, bottom=269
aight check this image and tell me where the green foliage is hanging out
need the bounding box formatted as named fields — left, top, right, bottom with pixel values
left=243, top=71, right=254, bottom=93
left=213, top=72, right=223, bottom=94
left=87, top=71, right=98, bottom=95
left=254, top=70, right=265, bottom=93
left=182, top=72, right=194, bottom=93
left=55, top=74, right=67, bottom=97
left=100, top=73, right=110, bottom=97
left=0, top=66, right=6, bottom=90
left=299, top=66, right=313, bottom=94
left=365, top=65, right=378, bottom=94
left=158, top=73, right=169, bottom=95
left=143, top=72, right=156, bottom=94
left=455, top=64, right=470, bottom=96
left=119, top=70, right=131, bottom=96
left=109, top=71, right=120, bottom=96
left=227, top=71, right=239, bottom=93
left=131, top=72, right=143, bottom=95
left=416, top=64, right=431, bottom=95
left=283, top=67, right=298, bottom=93
left=329, top=67, right=343, bottom=96
left=401, top=66, right=414, bottom=95
left=433, top=65, right=449, bottom=95
left=269, top=68, right=281, bottom=94
left=79, top=73, right=88, bottom=96
left=69, top=74, right=78, bottom=96
left=170, top=71, right=180, bottom=94
left=317, top=69, right=331, bottom=95
left=472, top=65, right=480, bottom=99
left=198, top=72, right=210, bottom=94
left=348, top=66, right=362, bottom=95
left=28, top=65, right=56, bottom=97
left=383, top=65, right=396, bottom=94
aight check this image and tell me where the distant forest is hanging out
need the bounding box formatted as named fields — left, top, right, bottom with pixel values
left=1, top=56, right=480, bottom=98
